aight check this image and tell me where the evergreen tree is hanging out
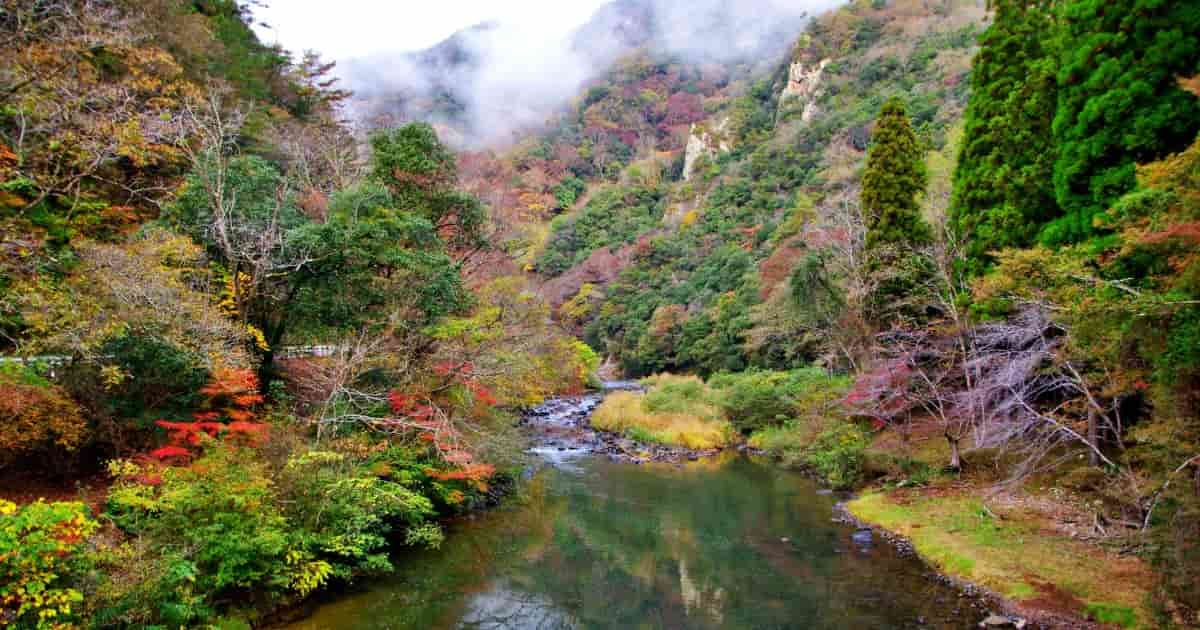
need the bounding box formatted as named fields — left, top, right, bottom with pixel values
left=862, top=97, right=930, bottom=250
left=861, top=98, right=933, bottom=326
left=950, top=0, right=1059, bottom=273
left=1049, top=0, right=1200, bottom=244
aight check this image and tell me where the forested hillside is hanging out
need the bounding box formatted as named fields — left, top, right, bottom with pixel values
left=477, top=0, right=1200, bottom=625
left=1, top=1, right=592, bottom=626
left=2, top=0, right=1200, bottom=628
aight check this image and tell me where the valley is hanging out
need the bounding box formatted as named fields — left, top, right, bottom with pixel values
left=2, top=0, right=1198, bottom=628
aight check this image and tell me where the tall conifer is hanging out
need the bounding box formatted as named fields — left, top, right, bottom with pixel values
left=1050, top=0, right=1200, bottom=244
left=951, top=0, right=1058, bottom=272
left=862, top=97, right=930, bottom=251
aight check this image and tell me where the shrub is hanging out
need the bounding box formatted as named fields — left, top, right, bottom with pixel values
left=0, top=499, right=98, bottom=629
left=0, top=366, right=89, bottom=471
left=279, top=450, right=440, bottom=582
left=710, top=370, right=797, bottom=432
left=804, top=423, right=869, bottom=489
left=711, top=368, right=851, bottom=434
left=98, top=333, right=210, bottom=418
left=105, top=446, right=292, bottom=616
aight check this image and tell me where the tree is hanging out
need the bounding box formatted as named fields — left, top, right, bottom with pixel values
left=1049, top=0, right=1200, bottom=244
left=950, top=0, right=1059, bottom=272
left=369, top=123, right=486, bottom=254
left=167, top=118, right=471, bottom=379
left=862, top=97, right=931, bottom=251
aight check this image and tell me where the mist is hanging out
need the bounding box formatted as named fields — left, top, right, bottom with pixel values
left=335, top=0, right=845, bottom=147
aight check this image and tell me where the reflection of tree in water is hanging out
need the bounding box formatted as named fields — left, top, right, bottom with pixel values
left=289, top=456, right=969, bottom=629
left=496, top=457, right=967, bottom=629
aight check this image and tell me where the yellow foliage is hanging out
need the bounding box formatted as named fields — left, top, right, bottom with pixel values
left=559, top=283, right=598, bottom=325
left=592, top=389, right=734, bottom=450
left=0, top=379, right=89, bottom=466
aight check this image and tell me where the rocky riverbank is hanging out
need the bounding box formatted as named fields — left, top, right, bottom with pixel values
left=519, top=388, right=725, bottom=464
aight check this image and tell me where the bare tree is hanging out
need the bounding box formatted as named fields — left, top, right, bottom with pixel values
left=176, top=89, right=321, bottom=339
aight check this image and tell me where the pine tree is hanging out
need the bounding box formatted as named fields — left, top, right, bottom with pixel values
left=862, top=97, right=930, bottom=251
left=1049, top=0, right=1200, bottom=244
left=950, top=0, right=1059, bottom=273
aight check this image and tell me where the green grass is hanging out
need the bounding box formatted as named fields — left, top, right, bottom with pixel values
left=1085, top=602, right=1138, bottom=629
left=848, top=491, right=1153, bottom=628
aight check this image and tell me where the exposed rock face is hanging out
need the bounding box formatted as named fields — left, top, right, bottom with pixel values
left=780, top=58, right=830, bottom=122
left=682, top=118, right=731, bottom=181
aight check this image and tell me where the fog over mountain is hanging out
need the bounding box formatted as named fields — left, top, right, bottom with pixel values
left=337, top=0, right=843, bottom=146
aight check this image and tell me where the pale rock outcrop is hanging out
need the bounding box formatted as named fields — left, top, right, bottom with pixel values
left=780, top=58, right=830, bottom=123
left=682, top=117, right=731, bottom=181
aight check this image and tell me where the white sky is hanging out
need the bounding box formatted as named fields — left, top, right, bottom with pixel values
left=250, top=0, right=611, bottom=60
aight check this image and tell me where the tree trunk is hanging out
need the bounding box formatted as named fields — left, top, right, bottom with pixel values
left=947, top=434, right=962, bottom=471
left=1087, top=406, right=1100, bottom=467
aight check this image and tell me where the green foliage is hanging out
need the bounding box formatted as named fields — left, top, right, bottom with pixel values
left=0, top=499, right=98, bottom=629
left=804, top=422, right=869, bottom=489
left=1049, top=0, right=1200, bottom=244
left=788, top=249, right=846, bottom=327
left=96, top=333, right=210, bottom=419
left=369, top=123, right=485, bottom=249
left=106, top=447, right=292, bottom=602
left=535, top=185, right=664, bottom=275
left=166, top=132, right=470, bottom=357
left=280, top=450, right=439, bottom=581
left=169, top=154, right=304, bottom=246
left=552, top=176, right=586, bottom=210
left=708, top=369, right=808, bottom=433
left=862, top=98, right=931, bottom=250
left=951, top=0, right=1059, bottom=272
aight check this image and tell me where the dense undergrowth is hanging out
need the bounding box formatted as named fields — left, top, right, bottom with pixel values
left=0, top=1, right=594, bottom=627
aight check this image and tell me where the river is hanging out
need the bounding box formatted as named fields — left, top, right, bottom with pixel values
left=284, top=393, right=979, bottom=629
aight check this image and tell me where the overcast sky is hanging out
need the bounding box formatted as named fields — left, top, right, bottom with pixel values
left=250, top=0, right=611, bottom=60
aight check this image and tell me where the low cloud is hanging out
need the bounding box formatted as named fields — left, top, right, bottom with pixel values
left=337, top=0, right=844, bottom=146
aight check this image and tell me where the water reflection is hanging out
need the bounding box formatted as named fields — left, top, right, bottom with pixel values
left=286, top=455, right=971, bottom=629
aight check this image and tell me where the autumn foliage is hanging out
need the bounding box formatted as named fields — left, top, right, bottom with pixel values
left=0, top=376, right=89, bottom=470
left=148, top=369, right=268, bottom=462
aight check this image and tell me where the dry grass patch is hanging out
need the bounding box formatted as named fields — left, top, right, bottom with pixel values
left=591, top=375, right=734, bottom=449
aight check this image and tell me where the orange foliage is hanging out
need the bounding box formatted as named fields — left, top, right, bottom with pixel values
left=195, top=368, right=263, bottom=423
left=146, top=369, right=268, bottom=462
left=0, top=382, right=89, bottom=467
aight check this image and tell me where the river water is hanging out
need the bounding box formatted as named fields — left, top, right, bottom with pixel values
left=285, top=394, right=977, bottom=630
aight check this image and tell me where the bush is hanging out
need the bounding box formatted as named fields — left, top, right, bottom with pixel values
left=98, top=334, right=210, bottom=417
left=710, top=370, right=797, bottom=432
left=279, top=450, right=440, bottom=583
left=105, top=446, right=292, bottom=619
left=640, top=374, right=715, bottom=417
left=711, top=368, right=851, bottom=433
left=0, top=366, right=89, bottom=471
left=0, top=499, right=98, bottom=629
left=804, top=423, right=869, bottom=489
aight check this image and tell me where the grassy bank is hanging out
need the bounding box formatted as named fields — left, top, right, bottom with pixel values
left=848, top=489, right=1154, bottom=628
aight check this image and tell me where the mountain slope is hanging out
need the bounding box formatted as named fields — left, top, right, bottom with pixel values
left=521, top=0, right=983, bottom=375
